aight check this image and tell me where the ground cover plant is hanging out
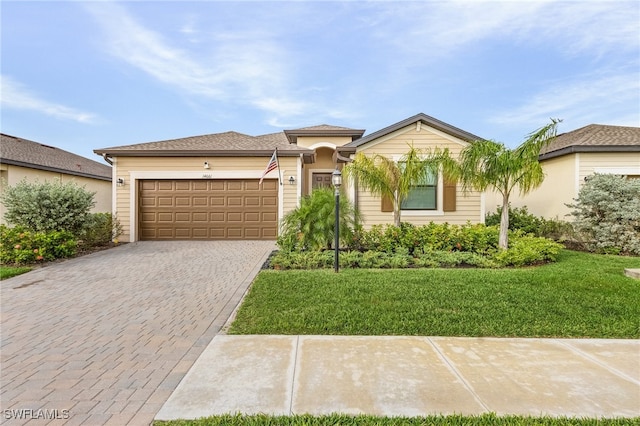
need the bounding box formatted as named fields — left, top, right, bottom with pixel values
left=230, top=250, right=640, bottom=338
left=0, top=266, right=32, bottom=279
left=154, top=413, right=638, bottom=425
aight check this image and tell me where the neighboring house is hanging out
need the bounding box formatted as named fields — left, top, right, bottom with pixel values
left=0, top=134, right=112, bottom=223
left=94, top=113, right=485, bottom=242
left=485, top=124, right=640, bottom=220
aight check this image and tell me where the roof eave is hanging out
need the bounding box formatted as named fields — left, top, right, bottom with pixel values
left=539, top=145, right=640, bottom=161
left=284, top=129, right=366, bottom=144
left=0, top=158, right=112, bottom=181
left=93, top=149, right=314, bottom=157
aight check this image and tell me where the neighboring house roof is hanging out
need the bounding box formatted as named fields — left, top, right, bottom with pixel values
left=1, top=133, right=112, bottom=181
left=94, top=130, right=316, bottom=162
left=344, top=113, right=483, bottom=149
left=539, top=124, right=640, bottom=161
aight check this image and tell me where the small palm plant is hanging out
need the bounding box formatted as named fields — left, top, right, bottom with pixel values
left=278, top=187, right=360, bottom=251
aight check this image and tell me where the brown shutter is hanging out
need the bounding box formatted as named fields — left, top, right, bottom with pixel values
left=443, top=179, right=456, bottom=212
left=381, top=194, right=394, bottom=212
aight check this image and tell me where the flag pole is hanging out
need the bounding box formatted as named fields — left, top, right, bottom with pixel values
left=275, top=147, right=282, bottom=186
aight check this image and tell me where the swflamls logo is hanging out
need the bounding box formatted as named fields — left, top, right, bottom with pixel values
left=3, top=409, right=70, bottom=420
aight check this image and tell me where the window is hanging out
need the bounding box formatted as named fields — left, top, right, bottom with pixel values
left=401, top=171, right=437, bottom=210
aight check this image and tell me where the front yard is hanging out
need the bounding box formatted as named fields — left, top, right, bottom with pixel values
left=229, top=250, right=640, bottom=338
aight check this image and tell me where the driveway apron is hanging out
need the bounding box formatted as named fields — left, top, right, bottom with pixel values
left=0, top=241, right=275, bottom=425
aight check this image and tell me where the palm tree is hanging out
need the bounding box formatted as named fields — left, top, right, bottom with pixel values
left=344, top=145, right=450, bottom=226
left=456, top=119, right=561, bottom=249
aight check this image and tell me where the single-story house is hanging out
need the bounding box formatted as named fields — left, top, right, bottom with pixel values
left=94, top=113, right=485, bottom=242
left=486, top=124, right=640, bottom=220
left=0, top=133, right=113, bottom=223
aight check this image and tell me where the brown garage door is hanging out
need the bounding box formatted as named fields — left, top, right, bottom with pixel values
left=139, top=179, right=278, bottom=240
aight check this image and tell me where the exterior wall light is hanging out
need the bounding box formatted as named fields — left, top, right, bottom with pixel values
left=204, top=161, right=210, bottom=169
left=288, top=176, right=296, bottom=185
left=116, top=178, right=125, bottom=187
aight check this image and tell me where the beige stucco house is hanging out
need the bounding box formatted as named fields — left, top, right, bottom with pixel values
left=0, top=134, right=112, bottom=223
left=94, top=113, right=485, bottom=242
left=485, top=124, right=640, bottom=220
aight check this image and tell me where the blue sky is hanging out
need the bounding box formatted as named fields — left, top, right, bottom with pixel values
left=2, top=1, right=639, bottom=162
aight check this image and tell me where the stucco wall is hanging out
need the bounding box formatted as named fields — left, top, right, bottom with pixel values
left=0, top=164, right=112, bottom=224
left=296, top=136, right=352, bottom=149
left=353, top=123, right=483, bottom=228
left=488, top=152, right=640, bottom=221
left=112, top=155, right=300, bottom=242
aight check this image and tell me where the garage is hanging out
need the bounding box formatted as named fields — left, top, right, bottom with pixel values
left=139, top=179, right=278, bottom=240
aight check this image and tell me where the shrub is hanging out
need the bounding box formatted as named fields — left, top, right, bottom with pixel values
left=278, top=188, right=360, bottom=252
left=78, top=213, right=123, bottom=248
left=0, top=225, right=77, bottom=265
left=485, top=205, right=543, bottom=235
left=1, top=179, right=95, bottom=234
left=567, top=174, right=640, bottom=255
left=493, top=233, right=563, bottom=267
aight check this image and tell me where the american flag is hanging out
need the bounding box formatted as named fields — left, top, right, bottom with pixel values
left=259, top=150, right=278, bottom=185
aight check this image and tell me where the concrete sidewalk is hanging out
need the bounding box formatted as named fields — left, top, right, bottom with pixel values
left=155, top=336, right=640, bottom=420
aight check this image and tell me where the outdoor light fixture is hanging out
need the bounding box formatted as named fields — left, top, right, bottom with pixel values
left=204, top=161, right=210, bottom=169
left=289, top=176, right=296, bottom=185
left=116, top=178, right=125, bottom=187
left=332, top=168, right=342, bottom=273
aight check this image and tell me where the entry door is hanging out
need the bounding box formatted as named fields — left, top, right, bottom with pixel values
left=312, top=173, right=333, bottom=190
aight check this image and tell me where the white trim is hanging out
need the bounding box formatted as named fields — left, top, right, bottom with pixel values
left=128, top=170, right=282, bottom=242
left=480, top=191, right=486, bottom=224
left=307, top=142, right=337, bottom=150
left=358, top=123, right=471, bottom=152
left=400, top=169, right=444, bottom=216
left=111, top=157, right=118, bottom=220
left=297, top=155, right=303, bottom=206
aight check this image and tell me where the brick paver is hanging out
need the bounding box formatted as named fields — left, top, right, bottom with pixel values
left=1, top=241, right=275, bottom=425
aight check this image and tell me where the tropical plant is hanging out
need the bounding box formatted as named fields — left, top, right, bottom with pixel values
left=344, top=145, right=453, bottom=226
left=278, top=187, right=360, bottom=251
left=455, top=119, right=560, bottom=249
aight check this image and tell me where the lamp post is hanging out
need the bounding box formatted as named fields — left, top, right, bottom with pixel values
left=332, top=168, right=342, bottom=273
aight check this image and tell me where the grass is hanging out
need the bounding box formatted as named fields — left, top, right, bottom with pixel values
left=154, top=413, right=639, bottom=425
left=0, top=265, right=32, bottom=280
left=229, top=250, right=640, bottom=338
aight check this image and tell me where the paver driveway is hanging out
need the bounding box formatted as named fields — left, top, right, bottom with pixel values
left=1, top=241, right=276, bottom=425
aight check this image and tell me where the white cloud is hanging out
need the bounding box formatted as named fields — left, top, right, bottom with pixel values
left=367, top=1, right=639, bottom=58
left=490, top=71, right=640, bottom=131
left=83, top=2, right=315, bottom=125
left=0, top=75, right=97, bottom=123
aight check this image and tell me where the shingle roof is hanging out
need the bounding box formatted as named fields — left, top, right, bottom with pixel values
left=1, top=133, right=111, bottom=181
left=344, top=113, right=482, bottom=148
left=94, top=130, right=314, bottom=157
left=539, top=124, right=640, bottom=160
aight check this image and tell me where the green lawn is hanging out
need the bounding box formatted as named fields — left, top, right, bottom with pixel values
left=0, top=266, right=32, bottom=280
left=229, top=250, right=640, bottom=338
left=154, top=413, right=637, bottom=425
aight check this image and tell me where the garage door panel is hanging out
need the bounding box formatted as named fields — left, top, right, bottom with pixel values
left=139, top=179, right=277, bottom=240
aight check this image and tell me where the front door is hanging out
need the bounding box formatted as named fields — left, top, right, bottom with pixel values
left=312, top=173, right=333, bottom=190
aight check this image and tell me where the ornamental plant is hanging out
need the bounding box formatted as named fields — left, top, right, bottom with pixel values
left=0, top=225, right=77, bottom=264
left=1, top=179, right=95, bottom=234
left=568, top=174, right=640, bottom=255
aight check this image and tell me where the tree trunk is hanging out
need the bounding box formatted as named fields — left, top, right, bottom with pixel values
left=499, top=194, right=510, bottom=249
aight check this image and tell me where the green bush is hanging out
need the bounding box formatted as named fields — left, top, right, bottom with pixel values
left=0, top=225, right=77, bottom=265
left=568, top=174, right=640, bottom=255
left=278, top=188, right=360, bottom=252
left=493, top=233, right=563, bottom=267
left=485, top=205, right=543, bottom=235
left=355, top=222, right=499, bottom=255
left=1, top=179, right=95, bottom=234
left=78, top=213, right=123, bottom=248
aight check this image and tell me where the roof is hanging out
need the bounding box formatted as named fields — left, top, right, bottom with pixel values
left=1, top=133, right=112, bottom=181
left=539, top=124, right=640, bottom=160
left=344, top=113, right=482, bottom=148
left=283, top=125, right=365, bottom=144
left=94, top=130, right=316, bottom=161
